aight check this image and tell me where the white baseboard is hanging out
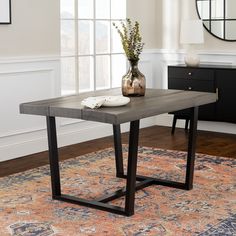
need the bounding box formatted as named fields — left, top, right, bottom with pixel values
left=198, top=121, right=236, bottom=134
left=57, top=117, right=156, bottom=147
left=155, top=114, right=236, bottom=135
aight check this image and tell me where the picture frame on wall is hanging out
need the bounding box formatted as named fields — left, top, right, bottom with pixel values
left=0, top=0, right=11, bottom=24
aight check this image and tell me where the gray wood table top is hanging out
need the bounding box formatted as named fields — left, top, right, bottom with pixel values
left=20, top=88, right=217, bottom=125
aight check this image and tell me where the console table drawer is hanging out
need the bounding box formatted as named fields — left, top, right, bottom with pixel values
left=168, top=67, right=214, bottom=81
left=168, top=78, right=215, bottom=92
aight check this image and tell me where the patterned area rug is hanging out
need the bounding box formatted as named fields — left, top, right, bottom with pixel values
left=0, top=147, right=235, bottom=236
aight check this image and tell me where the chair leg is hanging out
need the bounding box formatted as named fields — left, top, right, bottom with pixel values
left=171, top=116, right=177, bottom=135
left=185, top=119, right=189, bottom=131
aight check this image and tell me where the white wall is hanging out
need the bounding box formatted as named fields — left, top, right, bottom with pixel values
left=0, top=0, right=236, bottom=161
left=161, top=0, right=236, bottom=51
left=0, top=0, right=60, bottom=56
left=152, top=0, right=236, bottom=134
left=127, top=0, right=236, bottom=51
left=127, top=0, right=236, bottom=135
left=0, top=55, right=156, bottom=161
left=127, top=0, right=159, bottom=49
left=0, top=0, right=158, bottom=161
left=0, top=0, right=62, bottom=161
left=0, top=57, right=60, bottom=161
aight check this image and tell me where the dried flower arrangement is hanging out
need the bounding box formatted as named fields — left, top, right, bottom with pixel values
left=113, top=19, right=144, bottom=61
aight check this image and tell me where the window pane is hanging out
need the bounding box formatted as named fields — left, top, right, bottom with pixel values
left=96, top=21, right=110, bottom=54
left=111, top=0, right=126, bottom=19
left=61, top=20, right=75, bottom=56
left=61, top=0, right=74, bottom=19
left=96, top=0, right=110, bottom=19
left=111, top=21, right=124, bottom=53
left=79, top=56, right=94, bottom=92
left=78, top=0, right=93, bottom=19
left=61, top=57, right=76, bottom=95
left=112, top=54, right=127, bottom=88
left=96, top=55, right=110, bottom=90
left=78, top=20, right=94, bottom=55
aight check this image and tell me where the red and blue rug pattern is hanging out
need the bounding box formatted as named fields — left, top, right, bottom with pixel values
left=0, top=147, right=235, bottom=235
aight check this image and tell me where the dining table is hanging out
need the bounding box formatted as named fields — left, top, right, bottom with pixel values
left=20, top=88, right=217, bottom=216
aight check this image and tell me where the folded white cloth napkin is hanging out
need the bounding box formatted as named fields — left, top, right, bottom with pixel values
left=81, top=97, right=106, bottom=109
left=81, top=96, right=130, bottom=109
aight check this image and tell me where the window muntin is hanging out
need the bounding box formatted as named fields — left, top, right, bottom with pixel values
left=60, top=0, right=126, bottom=95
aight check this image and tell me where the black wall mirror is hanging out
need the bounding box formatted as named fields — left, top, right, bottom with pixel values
left=196, top=0, right=236, bottom=41
left=0, top=0, right=11, bottom=24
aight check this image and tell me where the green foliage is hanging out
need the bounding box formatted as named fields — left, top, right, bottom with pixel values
left=113, top=19, right=144, bottom=61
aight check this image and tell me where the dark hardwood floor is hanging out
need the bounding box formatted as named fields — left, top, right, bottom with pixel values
left=1, top=126, right=236, bottom=177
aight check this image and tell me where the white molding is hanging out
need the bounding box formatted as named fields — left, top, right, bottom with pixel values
left=0, top=55, right=60, bottom=64
left=0, top=54, right=157, bottom=162
left=1, top=51, right=236, bottom=161
left=1, top=50, right=236, bottom=61
left=0, top=58, right=60, bottom=139
left=143, top=48, right=236, bottom=56
left=0, top=126, right=46, bottom=139
left=0, top=57, right=61, bottom=161
left=197, top=50, right=236, bottom=56
left=155, top=114, right=236, bottom=135
left=143, top=48, right=184, bottom=55
left=0, top=68, right=54, bottom=75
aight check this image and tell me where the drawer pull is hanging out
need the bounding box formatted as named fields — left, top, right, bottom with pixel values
left=188, top=72, right=192, bottom=76
left=188, top=87, right=192, bottom=90
left=216, top=88, right=219, bottom=101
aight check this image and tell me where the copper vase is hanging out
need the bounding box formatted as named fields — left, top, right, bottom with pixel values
left=122, top=59, right=146, bottom=97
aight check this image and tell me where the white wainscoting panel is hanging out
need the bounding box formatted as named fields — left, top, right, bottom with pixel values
left=56, top=117, right=156, bottom=149
left=1, top=50, right=236, bottom=161
left=0, top=71, right=53, bottom=138
left=0, top=57, right=61, bottom=161
left=0, top=56, right=157, bottom=162
left=139, top=55, right=154, bottom=88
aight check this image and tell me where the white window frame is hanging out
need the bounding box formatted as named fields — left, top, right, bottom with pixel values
left=60, top=0, right=127, bottom=95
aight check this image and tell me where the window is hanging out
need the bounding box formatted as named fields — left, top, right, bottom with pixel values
left=60, top=0, right=127, bottom=95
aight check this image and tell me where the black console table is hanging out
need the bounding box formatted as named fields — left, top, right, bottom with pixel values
left=168, top=64, right=236, bottom=132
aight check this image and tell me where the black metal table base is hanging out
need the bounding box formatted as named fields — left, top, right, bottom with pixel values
left=53, top=178, right=153, bottom=216
left=52, top=175, right=188, bottom=216
left=46, top=107, right=199, bottom=216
